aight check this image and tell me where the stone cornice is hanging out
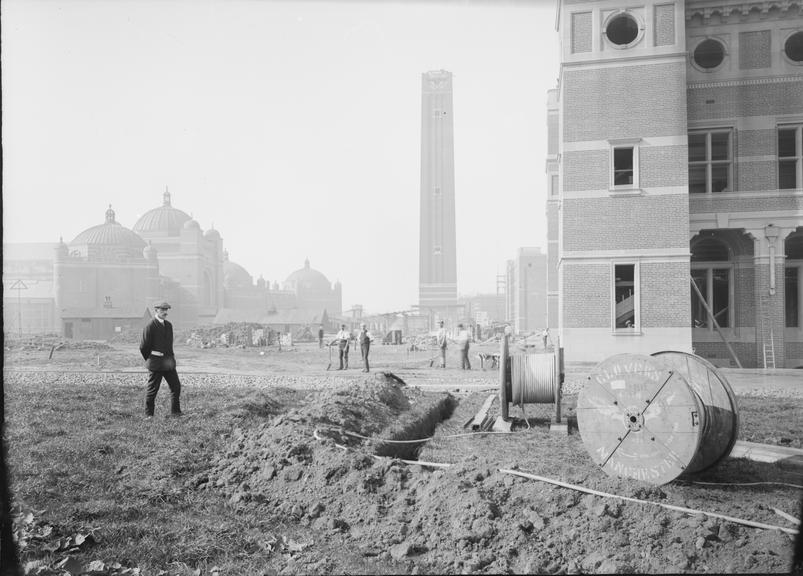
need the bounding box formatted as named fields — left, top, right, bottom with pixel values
left=688, top=74, right=803, bottom=89
left=685, top=1, right=802, bottom=24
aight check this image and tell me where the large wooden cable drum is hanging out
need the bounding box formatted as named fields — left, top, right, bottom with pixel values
left=576, top=352, right=740, bottom=485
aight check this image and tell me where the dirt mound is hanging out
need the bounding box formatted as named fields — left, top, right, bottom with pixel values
left=192, top=377, right=796, bottom=574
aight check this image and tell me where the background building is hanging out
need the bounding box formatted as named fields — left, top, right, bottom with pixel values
left=505, top=247, right=548, bottom=335
left=133, top=190, right=224, bottom=327
left=3, top=197, right=343, bottom=339
left=550, top=0, right=803, bottom=367
left=55, top=205, right=160, bottom=340
left=419, top=69, right=459, bottom=322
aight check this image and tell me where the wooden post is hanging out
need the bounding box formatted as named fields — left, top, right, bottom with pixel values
left=499, top=334, right=509, bottom=420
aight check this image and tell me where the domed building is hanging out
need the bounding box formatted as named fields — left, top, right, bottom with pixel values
left=223, top=255, right=254, bottom=289
left=133, top=189, right=192, bottom=237
left=3, top=193, right=344, bottom=338
left=70, top=205, right=148, bottom=260
left=52, top=205, right=160, bottom=339
left=131, top=190, right=224, bottom=327
left=283, top=259, right=342, bottom=318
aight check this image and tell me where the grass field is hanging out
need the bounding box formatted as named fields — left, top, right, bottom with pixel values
left=6, top=374, right=317, bottom=574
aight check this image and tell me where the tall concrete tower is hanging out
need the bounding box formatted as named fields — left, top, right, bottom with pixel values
left=419, top=70, right=457, bottom=315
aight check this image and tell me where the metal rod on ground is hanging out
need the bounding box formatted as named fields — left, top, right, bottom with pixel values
left=689, top=277, right=742, bottom=368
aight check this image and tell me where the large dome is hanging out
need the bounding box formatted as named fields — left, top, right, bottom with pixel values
left=284, top=259, right=331, bottom=292
left=133, top=190, right=191, bottom=236
left=69, top=205, right=146, bottom=258
left=224, top=259, right=253, bottom=289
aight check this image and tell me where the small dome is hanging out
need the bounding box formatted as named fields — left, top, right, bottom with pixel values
left=224, top=260, right=253, bottom=289
left=204, top=228, right=221, bottom=239
left=284, top=259, right=331, bottom=292
left=132, top=190, right=191, bottom=236
left=70, top=205, right=146, bottom=258
left=183, top=218, right=201, bottom=231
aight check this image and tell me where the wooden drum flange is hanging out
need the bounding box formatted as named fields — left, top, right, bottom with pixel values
left=577, top=352, right=739, bottom=485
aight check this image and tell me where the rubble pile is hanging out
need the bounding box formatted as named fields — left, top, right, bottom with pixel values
left=182, top=323, right=272, bottom=348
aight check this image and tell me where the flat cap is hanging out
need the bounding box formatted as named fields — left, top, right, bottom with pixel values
left=153, top=301, right=171, bottom=310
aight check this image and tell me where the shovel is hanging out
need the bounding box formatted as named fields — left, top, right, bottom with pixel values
left=326, top=342, right=332, bottom=371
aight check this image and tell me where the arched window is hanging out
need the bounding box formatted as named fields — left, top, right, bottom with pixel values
left=691, top=237, right=732, bottom=328
left=786, top=234, right=803, bottom=328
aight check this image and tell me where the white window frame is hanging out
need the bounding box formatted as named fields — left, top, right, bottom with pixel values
left=611, top=261, right=640, bottom=333
left=688, top=129, right=733, bottom=194
left=608, top=138, right=641, bottom=194
left=778, top=124, right=803, bottom=190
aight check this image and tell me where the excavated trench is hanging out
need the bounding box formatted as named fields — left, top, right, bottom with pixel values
left=373, top=393, right=458, bottom=461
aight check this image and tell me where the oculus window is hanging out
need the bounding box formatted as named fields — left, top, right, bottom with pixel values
left=785, top=31, right=803, bottom=63
left=779, top=125, right=802, bottom=190
left=693, top=39, right=726, bottom=70
left=605, top=13, right=639, bottom=46
left=689, top=130, right=732, bottom=193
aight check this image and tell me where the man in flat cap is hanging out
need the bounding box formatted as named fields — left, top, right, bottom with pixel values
left=139, top=301, right=182, bottom=417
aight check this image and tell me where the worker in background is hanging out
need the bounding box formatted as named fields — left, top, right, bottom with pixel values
left=457, top=323, right=471, bottom=370
left=358, top=322, right=372, bottom=372
left=436, top=320, right=448, bottom=368
left=334, top=324, right=351, bottom=370
left=318, top=324, right=325, bottom=348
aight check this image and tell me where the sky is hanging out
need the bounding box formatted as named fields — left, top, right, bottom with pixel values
left=2, top=0, right=560, bottom=314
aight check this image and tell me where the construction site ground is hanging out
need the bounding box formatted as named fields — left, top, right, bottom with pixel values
left=5, top=337, right=803, bottom=575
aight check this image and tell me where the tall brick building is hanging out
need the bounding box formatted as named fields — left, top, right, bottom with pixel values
left=547, top=0, right=803, bottom=367
left=419, top=70, right=459, bottom=320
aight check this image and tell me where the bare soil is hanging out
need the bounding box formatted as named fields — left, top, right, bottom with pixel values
left=5, top=339, right=803, bottom=574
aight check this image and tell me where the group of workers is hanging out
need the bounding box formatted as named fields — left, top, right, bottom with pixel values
left=330, top=323, right=373, bottom=372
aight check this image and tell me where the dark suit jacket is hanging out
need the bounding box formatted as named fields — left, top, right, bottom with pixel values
left=140, top=318, right=176, bottom=372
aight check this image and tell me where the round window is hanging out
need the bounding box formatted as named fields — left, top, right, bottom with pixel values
left=785, top=31, right=803, bottom=63
left=606, top=13, right=639, bottom=46
left=693, top=39, right=725, bottom=69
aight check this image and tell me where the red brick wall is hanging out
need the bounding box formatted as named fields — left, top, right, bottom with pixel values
left=640, top=262, right=691, bottom=328
left=563, top=195, right=688, bottom=251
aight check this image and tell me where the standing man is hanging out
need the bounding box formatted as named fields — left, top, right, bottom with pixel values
left=139, top=301, right=181, bottom=417
left=318, top=324, right=325, bottom=348
left=457, top=323, right=471, bottom=370
left=335, top=323, right=351, bottom=370
left=436, top=320, right=448, bottom=368
left=358, top=323, right=372, bottom=372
